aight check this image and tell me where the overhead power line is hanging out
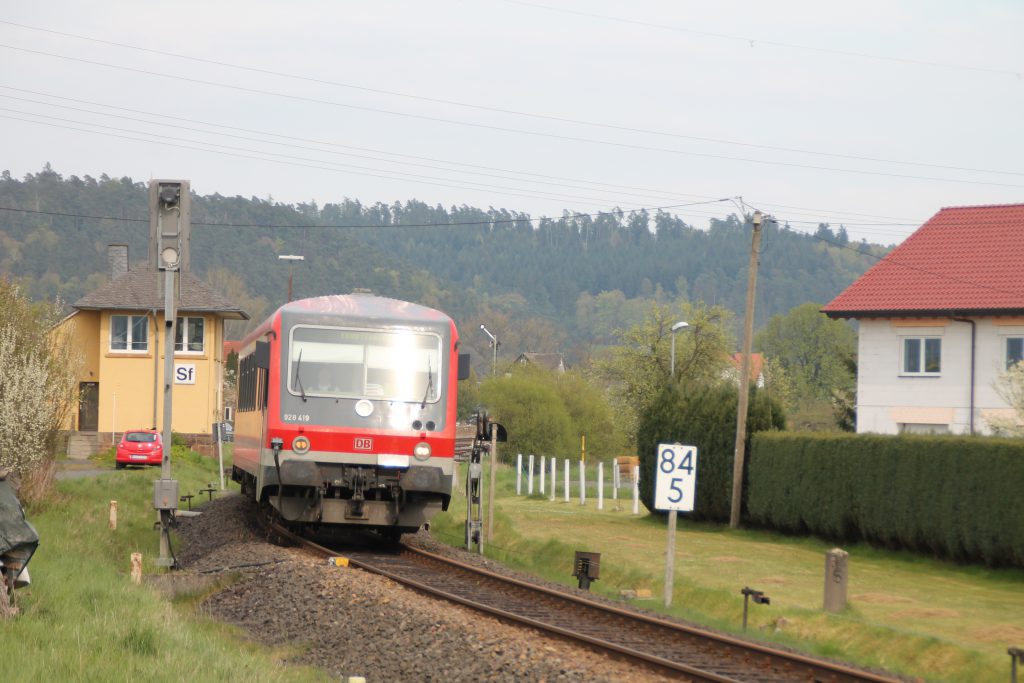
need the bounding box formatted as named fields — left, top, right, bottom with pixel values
left=0, top=86, right=720, bottom=204
left=0, top=107, right=684, bottom=205
left=1, top=19, right=1019, bottom=177
left=2, top=43, right=1023, bottom=189
left=0, top=199, right=732, bottom=228
left=793, top=219, right=1021, bottom=298
left=0, top=101, right=706, bottom=206
left=0, top=86, right=926, bottom=226
left=1, top=112, right=673, bottom=208
left=500, top=0, right=1023, bottom=79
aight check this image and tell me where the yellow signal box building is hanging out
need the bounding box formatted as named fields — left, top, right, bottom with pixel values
left=58, top=245, right=247, bottom=456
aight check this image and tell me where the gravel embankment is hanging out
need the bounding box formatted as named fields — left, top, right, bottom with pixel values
left=176, top=494, right=677, bottom=682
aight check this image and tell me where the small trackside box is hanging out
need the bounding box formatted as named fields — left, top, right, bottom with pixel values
left=153, top=479, right=179, bottom=511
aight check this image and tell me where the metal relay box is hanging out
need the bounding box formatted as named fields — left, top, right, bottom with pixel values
left=153, top=479, right=179, bottom=511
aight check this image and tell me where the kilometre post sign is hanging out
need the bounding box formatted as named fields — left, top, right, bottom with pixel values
left=654, top=444, right=697, bottom=512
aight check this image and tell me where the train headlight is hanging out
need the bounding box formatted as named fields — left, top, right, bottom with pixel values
left=292, top=435, right=311, bottom=455
left=413, top=441, right=431, bottom=461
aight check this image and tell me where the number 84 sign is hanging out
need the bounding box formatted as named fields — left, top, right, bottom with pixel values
left=654, top=444, right=697, bottom=512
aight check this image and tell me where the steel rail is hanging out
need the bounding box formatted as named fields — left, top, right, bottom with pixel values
left=257, top=513, right=903, bottom=683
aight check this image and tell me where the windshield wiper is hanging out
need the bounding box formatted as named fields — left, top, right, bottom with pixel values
left=294, top=349, right=307, bottom=402
left=421, top=358, right=433, bottom=409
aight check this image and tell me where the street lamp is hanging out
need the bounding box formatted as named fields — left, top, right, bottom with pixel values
left=278, top=254, right=304, bottom=302
left=670, top=321, right=689, bottom=377
left=480, top=324, right=499, bottom=376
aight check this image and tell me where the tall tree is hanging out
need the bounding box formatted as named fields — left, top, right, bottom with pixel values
left=755, top=302, right=856, bottom=401
left=593, top=300, right=734, bottom=444
left=0, top=279, right=81, bottom=501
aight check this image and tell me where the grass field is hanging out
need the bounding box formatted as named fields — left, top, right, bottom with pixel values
left=0, top=447, right=328, bottom=683
left=4, top=450, right=1021, bottom=682
left=430, top=462, right=1024, bottom=683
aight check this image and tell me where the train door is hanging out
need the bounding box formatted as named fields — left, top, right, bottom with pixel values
left=251, top=340, right=272, bottom=497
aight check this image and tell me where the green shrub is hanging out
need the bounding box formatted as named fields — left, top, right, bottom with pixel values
left=636, top=382, right=785, bottom=520
left=748, top=433, right=1024, bottom=567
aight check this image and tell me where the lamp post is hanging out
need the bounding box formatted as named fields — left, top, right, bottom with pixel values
left=664, top=319, right=689, bottom=607
left=278, top=254, right=304, bottom=302
left=670, top=320, right=689, bottom=377
left=480, top=324, right=499, bottom=376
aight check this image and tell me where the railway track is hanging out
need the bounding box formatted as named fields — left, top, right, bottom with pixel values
left=260, top=516, right=903, bottom=683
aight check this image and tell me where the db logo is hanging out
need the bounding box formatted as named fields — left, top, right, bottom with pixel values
left=354, top=437, right=373, bottom=451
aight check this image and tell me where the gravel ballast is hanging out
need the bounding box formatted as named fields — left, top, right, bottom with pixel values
left=176, top=494, right=676, bottom=682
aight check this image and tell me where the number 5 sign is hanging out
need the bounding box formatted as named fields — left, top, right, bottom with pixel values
left=654, top=444, right=697, bottom=512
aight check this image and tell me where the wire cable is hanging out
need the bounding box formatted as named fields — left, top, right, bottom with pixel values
left=6, top=197, right=1015, bottom=296
left=0, top=199, right=733, bottom=229
left=499, top=0, right=1023, bottom=79
left=1, top=112, right=678, bottom=208
left=2, top=43, right=1022, bottom=189
left=751, top=206, right=1022, bottom=298
left=0, top=101, right=709, bottom=205
left=1, top=19, right=1019, bottom=176
left=0, top=84, right=715, bottom=203
left=0, top=86, right=930, bottom=227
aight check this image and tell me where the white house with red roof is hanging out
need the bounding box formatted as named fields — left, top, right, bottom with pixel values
left=822, top=204, right=1024, bottom=435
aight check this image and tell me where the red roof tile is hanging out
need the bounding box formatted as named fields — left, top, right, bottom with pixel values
left=822, top=203, right=1024, bottom=317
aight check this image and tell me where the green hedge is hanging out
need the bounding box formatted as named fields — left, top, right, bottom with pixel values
left=637, top=382, right=785, bottom=521
left=748, top=432, right=1024, bottom=567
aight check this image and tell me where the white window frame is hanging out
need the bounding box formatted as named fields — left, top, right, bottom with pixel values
left=175, top=316, right=205, bottom=354
left=1006, top=336, right=1024, bottom=370
left=109, top=314, right=149, bottom=353
left=900, top=336, right=941, bottom=376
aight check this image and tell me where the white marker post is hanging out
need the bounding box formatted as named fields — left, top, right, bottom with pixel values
left=540, top=455, right=546, bottom=495
left=597, top=462, right=604, bottom=510
left=632, top=466, right=640, bottom=515
left=528, top=454, right=535, bottom=495
left=579, top=460, right=586, bottom=505
left=516, top=453, right=522, bottom=495
left=655, top=443, right=698, bottom=609
left=563, top=459, right=570, bottom=502
left=612, top=461, right=620, bottom=501
left=550, top=457, right=556, bottom=502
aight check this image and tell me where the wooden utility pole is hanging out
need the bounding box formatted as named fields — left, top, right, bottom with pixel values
left=729, top=211, right=763, bottom=529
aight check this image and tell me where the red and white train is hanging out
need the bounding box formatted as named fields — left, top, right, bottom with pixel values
left=231, top=293, right=469, bottom=538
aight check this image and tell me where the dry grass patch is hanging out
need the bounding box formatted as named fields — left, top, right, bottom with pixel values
left=852, top=593, right=914, bottom=604
left=969, top=625, right=1024, bottom=643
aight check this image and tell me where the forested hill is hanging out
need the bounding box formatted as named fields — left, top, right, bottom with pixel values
left=0, top=167, right=886, bottom=362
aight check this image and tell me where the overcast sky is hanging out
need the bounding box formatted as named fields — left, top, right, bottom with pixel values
left=1, top=0, right=1022, bottom=244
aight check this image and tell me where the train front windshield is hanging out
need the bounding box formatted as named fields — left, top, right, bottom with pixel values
left=288, top=325, right=442, bottom=403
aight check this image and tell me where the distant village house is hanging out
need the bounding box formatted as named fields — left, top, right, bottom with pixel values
left=823, top=203, right=1024, bottom=435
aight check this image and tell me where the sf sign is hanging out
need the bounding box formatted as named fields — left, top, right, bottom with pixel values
left=654, top=443, right=697, bottom=512
left=174, top=363, right=196, bottom=385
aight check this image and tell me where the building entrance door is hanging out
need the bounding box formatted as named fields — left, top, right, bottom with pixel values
left=79, top=382, right=99, bottom=431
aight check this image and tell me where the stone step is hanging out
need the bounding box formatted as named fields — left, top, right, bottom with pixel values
left=67, top=432, right=109, bottom=460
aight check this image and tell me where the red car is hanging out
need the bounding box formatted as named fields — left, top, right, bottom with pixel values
left=115, top=430, right=163, bottom=469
